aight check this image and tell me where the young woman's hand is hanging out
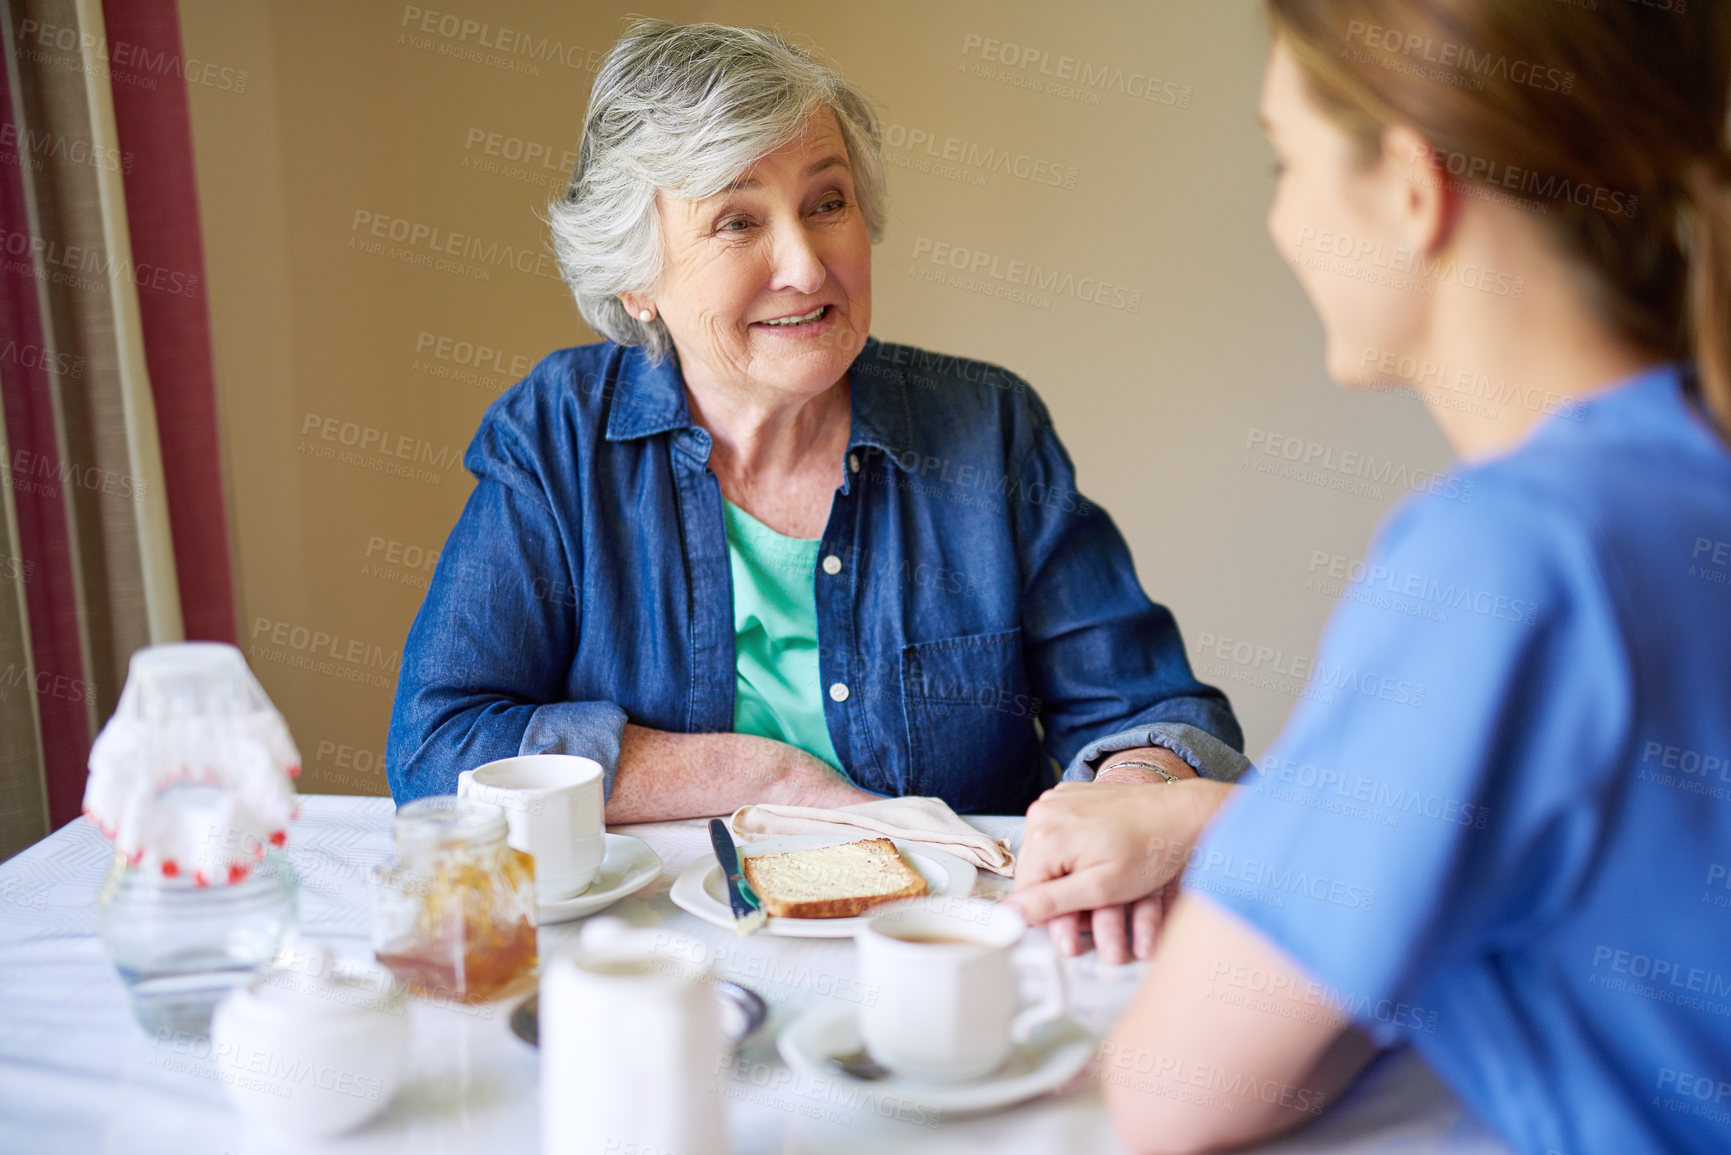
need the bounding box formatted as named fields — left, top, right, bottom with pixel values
left=1008, top=780, right=1233, bottom=961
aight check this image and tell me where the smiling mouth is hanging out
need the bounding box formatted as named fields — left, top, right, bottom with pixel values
left=756, top=305, right=829, bottom=327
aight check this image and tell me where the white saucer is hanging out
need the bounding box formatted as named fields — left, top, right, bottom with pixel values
left=777, top=1003, right=1095, bottom=1114
left=667, top=834, right=977, bottom=938
left=536, top=834, right=663, bottom=925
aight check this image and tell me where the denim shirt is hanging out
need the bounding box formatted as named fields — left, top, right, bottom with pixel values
left=387, top=338, right=1248, bottom=813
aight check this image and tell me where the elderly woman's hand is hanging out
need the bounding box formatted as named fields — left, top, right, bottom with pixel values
left=1007, top=779, right=1233, bottom=963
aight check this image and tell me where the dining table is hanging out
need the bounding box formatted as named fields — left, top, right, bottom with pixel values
left=0, top=793, right=1517, bottom=1154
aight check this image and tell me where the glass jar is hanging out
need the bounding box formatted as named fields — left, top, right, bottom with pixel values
left=371, top=797, right=537, bottom=1003
left=97, top=845, right=298, bottom=1038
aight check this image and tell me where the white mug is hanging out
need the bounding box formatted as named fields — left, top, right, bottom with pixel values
left=855, top=896, right=1067, bottom=1082
left=457, top=754, right=603, bottom=901
left=541, top=919, right=728, bottom=1155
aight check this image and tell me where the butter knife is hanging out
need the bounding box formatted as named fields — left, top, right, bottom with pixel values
left=708, top=818, right=766, bottom=935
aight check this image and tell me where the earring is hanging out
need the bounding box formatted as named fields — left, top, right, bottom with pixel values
left=638, top=309, right=654, bottom=323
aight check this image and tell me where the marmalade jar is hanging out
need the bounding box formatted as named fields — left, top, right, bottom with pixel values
left=370, top=797, right=537, bottom=1003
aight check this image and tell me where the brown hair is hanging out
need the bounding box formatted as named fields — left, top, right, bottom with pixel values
left=1267, top=0, right=1731, bottom=436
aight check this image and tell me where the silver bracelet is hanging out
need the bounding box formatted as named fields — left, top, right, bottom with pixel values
left=1099, top=759, right=1178, bottom=783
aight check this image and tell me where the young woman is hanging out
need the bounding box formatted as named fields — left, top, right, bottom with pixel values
left=1010, top=3, right=1731, bottom=1153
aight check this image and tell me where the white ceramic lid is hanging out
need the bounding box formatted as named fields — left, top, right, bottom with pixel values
left=220, top=944, right=407, bottom=1033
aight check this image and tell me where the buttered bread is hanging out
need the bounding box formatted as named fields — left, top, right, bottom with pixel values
left=741, top=837, right=929, bottom=918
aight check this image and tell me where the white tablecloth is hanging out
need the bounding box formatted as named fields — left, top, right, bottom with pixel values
left=0, top=795, right=1514, bottom=1154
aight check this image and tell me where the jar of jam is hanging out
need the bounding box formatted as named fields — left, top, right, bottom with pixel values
left=371, top=797, right=537, bottom=1003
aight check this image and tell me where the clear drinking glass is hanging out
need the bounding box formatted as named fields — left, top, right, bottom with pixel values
left=97, top=845, right=298, bottom=1038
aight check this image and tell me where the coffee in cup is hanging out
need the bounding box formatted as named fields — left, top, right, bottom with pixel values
left=855, top=896, right=1067, bottom=1082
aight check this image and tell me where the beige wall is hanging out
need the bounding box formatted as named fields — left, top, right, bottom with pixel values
left=178, top=0, right=1452, bottom=795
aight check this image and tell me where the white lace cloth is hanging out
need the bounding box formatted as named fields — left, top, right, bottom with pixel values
left=82, top=710, right=301, bottom=886
left=82, top=654, right=301, bottom=886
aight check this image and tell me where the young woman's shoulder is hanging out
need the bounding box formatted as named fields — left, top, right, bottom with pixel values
left=1380, top=375, right=1731, bottom=624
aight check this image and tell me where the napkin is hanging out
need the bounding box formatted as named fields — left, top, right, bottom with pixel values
left=727, top=796, right=1015, bottom=877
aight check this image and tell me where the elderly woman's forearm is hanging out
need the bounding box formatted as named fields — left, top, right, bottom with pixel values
left=605, top=724, right=873, bottom=822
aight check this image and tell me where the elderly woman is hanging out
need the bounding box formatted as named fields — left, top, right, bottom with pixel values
left=386, top=20, right=1245, bottom=821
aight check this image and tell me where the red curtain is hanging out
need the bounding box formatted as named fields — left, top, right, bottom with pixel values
left=101, top=0, right=235, bottom=646
left=0, top=1, right=234, bottom=831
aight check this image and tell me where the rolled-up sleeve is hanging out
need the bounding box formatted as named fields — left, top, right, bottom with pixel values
left=1009, top=401, right=1247, bottom=785
left=386, top=431, right=627, bottom=803
left=1062, top=721, right=1251, bottom=783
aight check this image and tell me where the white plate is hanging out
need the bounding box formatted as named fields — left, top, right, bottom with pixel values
left=536, top=834, right=663, bottom=924
left=668, top=834, right=978, bottom=938
left=777, top=1003, right=1095, bottom=1114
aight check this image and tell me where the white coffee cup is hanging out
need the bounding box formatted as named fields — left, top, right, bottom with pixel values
left=855, top=896, right=1067, bottom=1082
left=457, top=755, right=604, bottom=901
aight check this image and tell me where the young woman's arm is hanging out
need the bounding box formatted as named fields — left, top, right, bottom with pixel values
left=1102, top=895, right=1379, bottom=1155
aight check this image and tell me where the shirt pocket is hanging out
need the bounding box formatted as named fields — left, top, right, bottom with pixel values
left=899, top=627, right=1041, bottom=810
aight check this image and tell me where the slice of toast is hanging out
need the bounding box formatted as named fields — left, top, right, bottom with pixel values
left=741, top=837, right=929, bottom=919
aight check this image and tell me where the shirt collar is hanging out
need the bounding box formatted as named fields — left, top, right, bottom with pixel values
left=603, top=337, right=916, bottom=472
left=844, top=337, right=915, bottom=469
left=603, top=345, right=692, bottom=442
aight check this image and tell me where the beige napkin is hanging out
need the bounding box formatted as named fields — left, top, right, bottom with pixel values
left=727, top=796, right=1015, bottom=877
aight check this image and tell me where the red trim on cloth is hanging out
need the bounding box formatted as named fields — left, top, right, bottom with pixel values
left=101, top=0, right=237, bottom=644
left=0, top=65, right=95, bottom=830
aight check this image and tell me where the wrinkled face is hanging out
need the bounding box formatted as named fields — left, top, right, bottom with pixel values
left=640, top=109, right=873, bottom=401
left=1261, top=40, right=1424, bottom=388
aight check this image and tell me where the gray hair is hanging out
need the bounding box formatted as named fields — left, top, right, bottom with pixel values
left=548, top=20, right=888, bottom=363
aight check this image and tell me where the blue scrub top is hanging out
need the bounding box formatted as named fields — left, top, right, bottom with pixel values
left=1187, top=365, right=1731, bottom=1155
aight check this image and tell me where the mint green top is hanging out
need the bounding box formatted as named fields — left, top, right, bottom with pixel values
left=722, top=500, right=843, bottom=770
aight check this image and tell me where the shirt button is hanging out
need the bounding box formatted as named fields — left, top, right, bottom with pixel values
left=829, top=682, right=850, bottom=703
left=822, top=555, right=842, bottom=575
left=848, top=453, right=860, bottom=474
